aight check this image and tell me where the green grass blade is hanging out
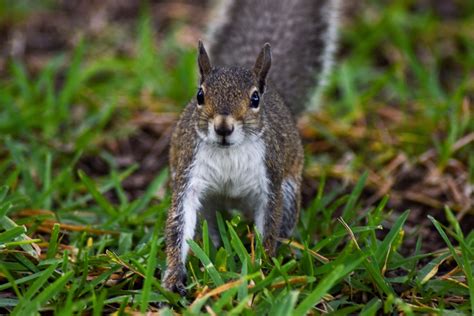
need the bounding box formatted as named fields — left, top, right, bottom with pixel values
left=251, top=260, right=297, bottom=293
left=92, top=290, right=107, bottom=316
left=360, top=298, right=382, bottom=316
left=46, top=223, right=61, bottom=259
left=188, top=239, right=224, bottom=286
left=341, top=171, right=368, bottom=221
left=294, top=255, right=365, bottom=315
left=130, top=169, right=168, bottom=213
left=270, top=291, right=299, bottom=316
left=416, top=252, right=450, bottom=285
left=58, top=41, right=85, bottom=119
left=140, top=224, right=160, bottom=313
left=78, top=170, right=117, bottom=217
left=0, top=216, right=37, bottom=257
left=42, top=152, right=52, bottom=209
left=0, top=226, right=26, bottom=244
left=0, top=186, right=9, bottom=203
left=12, top=262, right=59, bottom=314
left=375, top=210, right=410, bottom=265
left=22, top=271, right=74, bottom=315
left=227, top=222, right=251, bottom=267
left=294, top=265, right=344, bottom=315
left=0, top=271, right=42, bottom=292
left=428, top=216, right=462, bottom=268
left=0, top=264, right=22, bottom=299
left=216, top=212, right=235, bottom=270
left=430, top=213, right=474, bottom=312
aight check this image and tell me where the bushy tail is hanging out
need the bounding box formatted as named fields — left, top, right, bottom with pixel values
left=206, top=0, right=340, bottom=116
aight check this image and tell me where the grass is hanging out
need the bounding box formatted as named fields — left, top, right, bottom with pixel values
left=0, top=0, right=473, bottom=314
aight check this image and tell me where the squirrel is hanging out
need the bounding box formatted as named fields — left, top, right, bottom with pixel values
left=163, top=0, right=340, bottom=295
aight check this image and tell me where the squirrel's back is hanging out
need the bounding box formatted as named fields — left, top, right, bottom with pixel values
left=207, top=0, right=340, bottom=116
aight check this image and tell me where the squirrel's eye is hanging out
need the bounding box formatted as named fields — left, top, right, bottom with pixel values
left=250, top=91, right=260, bottom=108
left=197, top=88, right=205, bottom=105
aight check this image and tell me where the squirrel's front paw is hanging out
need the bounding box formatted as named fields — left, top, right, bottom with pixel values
left=163, top=267, right=187, bottom=296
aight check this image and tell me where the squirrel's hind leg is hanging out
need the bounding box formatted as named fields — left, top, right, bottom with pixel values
left=279, top=178, right=301, bottom=239
left=257, top=180, right=284, bottom=256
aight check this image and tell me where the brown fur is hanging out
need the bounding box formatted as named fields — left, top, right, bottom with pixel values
left=162, top=0, right=340, bottom=294
left=163, top=44, right=303, bottom=294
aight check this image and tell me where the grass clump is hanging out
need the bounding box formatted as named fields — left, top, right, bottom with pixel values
left=0, top=0, right=473, bottom=314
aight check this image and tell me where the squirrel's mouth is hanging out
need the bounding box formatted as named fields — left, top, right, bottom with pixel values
left=218, top=138, right=232, bottom=147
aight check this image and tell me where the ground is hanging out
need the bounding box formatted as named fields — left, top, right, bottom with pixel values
left=0, top=0, right=473, bottom=314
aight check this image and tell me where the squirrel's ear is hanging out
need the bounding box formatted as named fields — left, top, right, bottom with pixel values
left=198, top=40, right=212, bottom=82
left=253, top=43, right=272, bottom=92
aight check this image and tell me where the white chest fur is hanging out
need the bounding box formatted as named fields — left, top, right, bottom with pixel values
left=191, top=138, right=268, bottom=203
left=179, top=138, right=269, bottom=260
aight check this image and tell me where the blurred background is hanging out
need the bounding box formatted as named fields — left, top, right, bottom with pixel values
left=0, top=0, right=473, bottom=248
left=0, top=1, right=473, bottom=313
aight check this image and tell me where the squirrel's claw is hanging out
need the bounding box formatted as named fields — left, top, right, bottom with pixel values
left=173, top=282, right=187, bottom=297
left=163, top=267, right=187, bottom=296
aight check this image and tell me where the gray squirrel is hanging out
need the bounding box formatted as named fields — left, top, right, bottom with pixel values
left=163, top=0, right=341, bottom=295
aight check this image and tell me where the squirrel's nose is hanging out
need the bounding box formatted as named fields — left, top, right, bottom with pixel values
left=214, top=124, right=234, bottom=137
left=213, top=115, right=235, bottom=137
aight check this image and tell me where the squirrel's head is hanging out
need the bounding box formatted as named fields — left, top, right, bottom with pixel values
left=193, top=40, right=271, bottom=147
